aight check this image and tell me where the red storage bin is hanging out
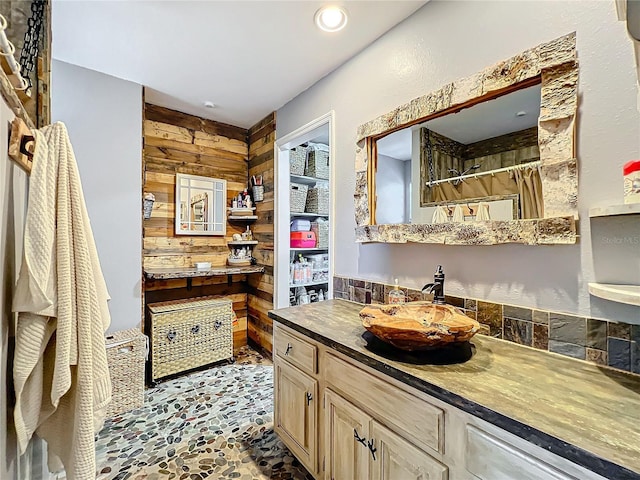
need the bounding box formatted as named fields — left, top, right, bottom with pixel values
left=291, top=231, right=316, bottom=248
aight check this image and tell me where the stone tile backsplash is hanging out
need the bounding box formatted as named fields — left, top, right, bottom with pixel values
left=333, top=275, right=640, bottom=377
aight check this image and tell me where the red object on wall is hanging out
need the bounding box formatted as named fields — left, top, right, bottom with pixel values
left=623, top=160, right=640, bottom=176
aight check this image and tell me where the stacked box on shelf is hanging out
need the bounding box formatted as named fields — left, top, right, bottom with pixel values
left=289, top=145, right=308, bottom=176
left=311, top=221, right=329, bottom=249
left=305, top=186, right=329, bottom=215
left=290, top=183, right=309, bottom=213
left=305, top=146, right=329, bottom=179
left=304, top=252, right=329, bottom=282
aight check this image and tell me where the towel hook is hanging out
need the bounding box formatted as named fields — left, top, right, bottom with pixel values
left=446, top=205, right=453, bottom=216
left=8, top=117, right=35, bottom=174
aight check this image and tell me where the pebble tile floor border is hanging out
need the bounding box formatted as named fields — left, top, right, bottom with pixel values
left=95, top=347, right=313, bottom=480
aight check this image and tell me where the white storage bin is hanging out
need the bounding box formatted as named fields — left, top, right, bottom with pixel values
left=291, top=219, right=311, bottom=232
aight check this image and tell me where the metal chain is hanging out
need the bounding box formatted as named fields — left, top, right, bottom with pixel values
left=19, top=0, right=46, bottom=91
left=424, top=129, right=435, bottom=185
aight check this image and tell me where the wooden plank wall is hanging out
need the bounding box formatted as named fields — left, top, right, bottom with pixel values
left=247, top=113, right=276, bottom=353
left=142, top=103, right=251, bottom=351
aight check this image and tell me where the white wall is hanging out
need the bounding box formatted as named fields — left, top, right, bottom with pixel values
left=376, top=154, right=407, bottom=224
left=277, top=1, right=640, bottom=323
left=404, top=159, right=412, bottom=222
left=52, top=60, right=143, bottom=333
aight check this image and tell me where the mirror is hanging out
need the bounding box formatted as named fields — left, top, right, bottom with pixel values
left=354, top=33, right=579, bottom=245
left=175, top=173, right=226, bottom=236
left=376, top=84, right=542, bottom=225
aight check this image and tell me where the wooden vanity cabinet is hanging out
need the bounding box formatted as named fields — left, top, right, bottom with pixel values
left=370, top=421, right=448, bottom=480
left=324, top=389, right=370, bottom=480
left=274, top=361, right=318, bottom=474
left=324, top=388, right=448, bottom=480
left=273, top=325, right=319, bottom=476
left=273, top=323, right=609, bottom=480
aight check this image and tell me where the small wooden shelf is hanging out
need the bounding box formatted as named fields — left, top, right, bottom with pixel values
left=228, top=240, right=258, bottom=246
left=228, top=215, right=258, bottom=221
left=289, top=280, right=330, bottom=288
left=589, top=204, right=640, bottom=217
left=290, top=174, right=329, bottom=186
left=588, top=283, right=640, bottom=306
left=144, top=265, right=264, bottom=281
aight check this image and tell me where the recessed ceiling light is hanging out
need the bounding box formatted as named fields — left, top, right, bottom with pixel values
left=204, top=101, right=216, bottom=108
left=315, top=6, right=348, bottom=32
left=515, top=111, right=527, bottom=117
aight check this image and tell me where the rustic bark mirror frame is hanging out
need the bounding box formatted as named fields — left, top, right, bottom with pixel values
left=353, top=33, right=578, bottom=245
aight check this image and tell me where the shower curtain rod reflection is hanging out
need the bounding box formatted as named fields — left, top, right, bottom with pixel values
left=426, top=160, right=542, bottom=187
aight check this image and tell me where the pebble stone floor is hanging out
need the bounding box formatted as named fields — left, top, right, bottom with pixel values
left=95, top=347, right=313, bottom=480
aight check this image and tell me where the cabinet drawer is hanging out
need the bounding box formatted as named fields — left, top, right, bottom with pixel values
left=466, top=424, right=578, bottom=480
left=324, top=353, right=445, bottom=454
left=274, top=325, right=317, bottom=375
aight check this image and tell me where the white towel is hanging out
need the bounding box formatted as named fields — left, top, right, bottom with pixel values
left=452, top=205, right=464, bottom=222
left=13, top=122, right=111, bottom=479
left=476, top=202, right=491, bottom=221
left=431, top=206, right=448, bottom=224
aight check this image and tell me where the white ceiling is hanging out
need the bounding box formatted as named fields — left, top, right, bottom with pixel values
left=52, top=0, right=427, bottom=129
left=377, top=84, right=542, bottom=161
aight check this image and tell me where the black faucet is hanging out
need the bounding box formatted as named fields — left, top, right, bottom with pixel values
left=422, top=265, right=445, bottom=304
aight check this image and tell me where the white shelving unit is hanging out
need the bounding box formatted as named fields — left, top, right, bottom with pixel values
left=289, top=280, right=331, bottom=289
left=290, top=212, right=328, bottom=218
left=588, top=202, right=640, bottom=306
left=289, top=168, right=330, bottom=305
left=275, top=112, right=335, bottom=309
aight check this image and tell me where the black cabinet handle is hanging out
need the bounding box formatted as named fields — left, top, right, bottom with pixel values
left=214, top=320, right=222, bottom=330
left=285, top=343, right=292, bottom=356
left=306, top=392, right=313, bottom=405
left=353, top=428, right=367, bottom=446
left=167, top=330, right=177, bottom=341
left=367, top=439, right=377, bottom=461
left=191, top=325, right=200, bottom=334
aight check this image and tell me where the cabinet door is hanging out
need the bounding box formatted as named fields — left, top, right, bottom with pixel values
left=466, top=425, right=579, bottom=480
left=324, top=389, right=370, bottom=480
left=369, top=421, right=448, bottom=480
left=274, top=361, right=318, bottom=474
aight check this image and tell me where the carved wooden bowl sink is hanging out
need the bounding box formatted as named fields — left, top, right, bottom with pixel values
left=360, top=302, right=480, bottom=351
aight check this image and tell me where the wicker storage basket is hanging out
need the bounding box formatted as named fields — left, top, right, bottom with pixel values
left=148, top=297, right=233, bottom=382
left=305, top=186, right=329, bottom=215
left=105, top=328, right=147, bottom=417
left=290, top=182, right=309, bottom=213
left=305, top=149, right=329, bottom=179
left=289, top=146, right=308, bottom=176
left=311, top=221, right=329, bottom=249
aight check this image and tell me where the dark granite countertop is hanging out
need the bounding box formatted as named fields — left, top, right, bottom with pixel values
left=268, top=299, right=640, bottom=480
